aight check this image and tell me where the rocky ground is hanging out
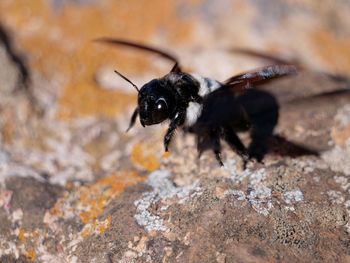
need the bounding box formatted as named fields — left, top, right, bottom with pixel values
left=0, top=1, right=350, bottom=262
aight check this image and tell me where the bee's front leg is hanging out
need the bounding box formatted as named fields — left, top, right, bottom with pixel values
left=126, top=107, right=139, bottom=132
left=164, top=111, right=185, bottom=152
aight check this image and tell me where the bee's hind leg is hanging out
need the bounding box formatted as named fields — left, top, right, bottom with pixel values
left=222, top=126, right=249, bottom=165
left=210, top=128, right=224, bottom=166
left=195, top=128, right=223, bottom=166
left=248, top=109, right=278, bottom=162
left=196, top=133, right=205, bottom=160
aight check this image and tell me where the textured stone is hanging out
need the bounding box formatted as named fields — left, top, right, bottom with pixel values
left=0, top=1, right=350, bottom=262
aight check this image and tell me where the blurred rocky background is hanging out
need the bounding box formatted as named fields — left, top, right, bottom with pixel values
left=0, top=0, right=350, bottom=262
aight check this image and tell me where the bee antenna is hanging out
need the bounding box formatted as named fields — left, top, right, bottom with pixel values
left=114, top=69, right=140, bottom=93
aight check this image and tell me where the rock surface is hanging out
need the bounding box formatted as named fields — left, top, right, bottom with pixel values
left=0, top=1, right=350, bottom=262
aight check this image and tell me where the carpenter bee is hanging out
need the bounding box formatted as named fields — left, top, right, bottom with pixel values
left=95, top=38, right=298, bottom=165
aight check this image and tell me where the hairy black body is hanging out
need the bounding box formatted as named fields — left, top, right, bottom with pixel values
left=192, top=88, right=278, bottom=164
left=96, top=38, right=297, bottom=165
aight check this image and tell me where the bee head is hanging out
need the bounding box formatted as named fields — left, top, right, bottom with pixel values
left=138, top=79, right=173, bottom=126
left=113, top=69, right=175, bottom=127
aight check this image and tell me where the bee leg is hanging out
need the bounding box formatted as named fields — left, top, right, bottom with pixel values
left=248, top=110, right=277, bottom=162
left=248, top=125, right=275, bottom=162
left=214, top=150, right=223, bottom=166
left=222, top=126, right=249, bottom=163
left=196, top=134, right=204, bottom=159
left=248, top=132, right=269, bottom=162
left=196, top=131, right=211, bottom=159
left=164, top=112, right=185, bottom=151
left=210, top=128, right=224, bottom=166
left=126, top=108, right=139, bottom=132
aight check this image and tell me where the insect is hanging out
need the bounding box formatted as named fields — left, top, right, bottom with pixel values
left=96, top=38, right=297, bottom=165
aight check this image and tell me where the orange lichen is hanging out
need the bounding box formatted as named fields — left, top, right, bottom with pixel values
left=81, top=227, right=91, bottom=238
left=98, top=215, right=112, bottom=234
left=131, top=143, right=160, bottom=171
left=331, top=125, right=350, bottom=146
left=49, top=198, right=65, bottom=217
left=25, top=249, right=37, bottom=261
left=80, top=214, right=112, bottom=238
left=32, top=229, right=40, bottom=239
left=79, top=171, right=145, bottom=224
left=18, top=228, right=27, bottom=242
left=1, top=113, right=16, bottom=144
left=311, top=30, right=350, bottom=74
left=79, top=191, right=108, bottom=224
left=0, top=0, right=195, bottom=118
left=162, top=151, right=172, bottom=159
left=80, top=209, right=103, bottom=225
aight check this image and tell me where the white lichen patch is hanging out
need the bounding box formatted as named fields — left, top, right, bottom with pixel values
left=134, top=193, right=167, bottom=232
left=333, top=176, right=350, bottom=191
left=100, top=150, right=121, bottom=171
left=322, top=141, right=350, bottom=176
left=334, top=104, right=350, bottom=126
left=0, top=148, right=9, bottom=165
left=11, top=209, right=23, bottom=223
left=322, top=105, right=350, bottom=175
left=224, top=189, right=246, bottom=201
left=327, top=190, right=345, bottom=204
left=249, top=168, right=268, bottom=186
left=0, top=162, right=45, bottom=185
left=248, top=186, right=273, bottom=216
left=283, top=190, right=304, bottom=204
left=0, top=240, right=20, bottom=259
left=134, top=170, right=203, bottom=232
left=288, top=157, right=328, bottom=174
left=332, top=176, right=350, bottom=234
left=225, top=163, right=274, bottom=216
left=226, top=164, right=305, bottom=215
left=0, top=112, right=125, bottom=186
left=225, top=159, right=261, bottom=184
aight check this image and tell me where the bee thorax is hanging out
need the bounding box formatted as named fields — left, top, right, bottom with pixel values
left=191, top=73, right=221, bottom=97
left=185, top=102, right=203, bottom=126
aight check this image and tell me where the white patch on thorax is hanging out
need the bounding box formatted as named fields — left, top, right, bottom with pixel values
left=191, top=73, right=221, bottom=97
left=184, top=74, right=221, bottom=127
left=185, top=102, right=203, bottom=126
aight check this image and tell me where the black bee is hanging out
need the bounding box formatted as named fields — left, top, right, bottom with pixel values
left=96, top=38, right=297, bottom=165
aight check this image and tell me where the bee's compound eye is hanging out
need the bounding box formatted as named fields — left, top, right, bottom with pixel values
left=156, top=98, right=168, bottom=112
left=152, top=98, right=168, bottom=123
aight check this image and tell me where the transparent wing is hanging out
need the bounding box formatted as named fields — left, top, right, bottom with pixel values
left=224, top=64, right=298, bottom=92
